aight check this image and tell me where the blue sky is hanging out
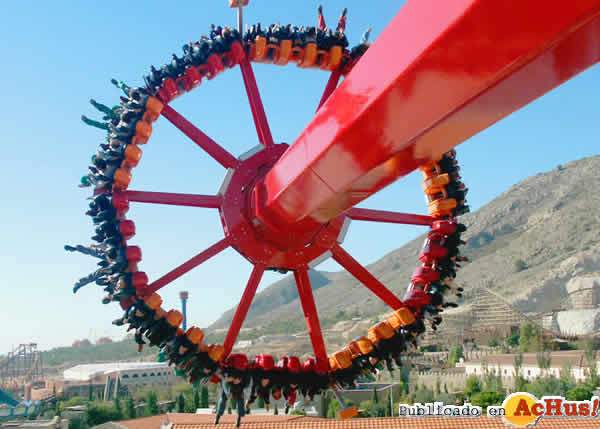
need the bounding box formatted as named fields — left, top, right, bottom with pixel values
left=0, top=1, right=598, bottom=354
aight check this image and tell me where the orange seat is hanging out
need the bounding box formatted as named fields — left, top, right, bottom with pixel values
left=338, top=406, right=359, bottom=420
left=123, top=144, right=142, bottom=168
left=348, top=337, right=374, bottom=357
left=186, top=327, right=205, bottom=345
left=388, top=308, right=416, bottom=330
left=327, top=46, right=343, bottom=70
left=166, top=310, right=183, bottom=328
left=207, top=344, right=226, bottom=362
left=300, top=43, right=317, bottom=67
left=317, top=50, right=330, bottom=70
left=331, top=349, right=353, bottom=370
left=145, top=96, right=164, bottom=121
left=275, top=40, right=292, bottom=65
left=133, top=121, right=152, bottom=145
left=367, top=321, right=395, bottom=344
left=113, top=168, right=132, bottom=190
left=428, top=198, right=457, bottom=217
left=253, top=36, right=268, bottom=61
left=423, top=173, right=449, bottom=190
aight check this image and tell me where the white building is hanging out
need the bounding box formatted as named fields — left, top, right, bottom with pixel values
left=459, top=350, right=598, bottom=383
left=62, top=362, right=175, bottom=399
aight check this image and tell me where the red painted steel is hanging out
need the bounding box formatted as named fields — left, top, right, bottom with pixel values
left=257, top=0, right=600, bottom=226
left=223, top=264, right=265, bottom=356
left=161, top=104, right=239, bottom=169
left=331, top=244, right=404, bottom=310
left=126, top=190, right=222, bottom=208
left=347, top=208, right=433, bottom=226
left=218, top=143, right=346, bottom=269
left=294, top=268, right=329, bottom=372
left=147, top=238, right=230, bottom=293
left=317, top=69, right=342, bottom=111
left=240, top=58, right=275, bottom=147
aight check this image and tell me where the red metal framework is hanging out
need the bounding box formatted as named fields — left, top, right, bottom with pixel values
left=75, top=0, right=600, bottom=404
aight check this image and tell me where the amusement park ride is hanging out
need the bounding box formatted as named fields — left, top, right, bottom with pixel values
left=70, top=0, right=600, bottom=424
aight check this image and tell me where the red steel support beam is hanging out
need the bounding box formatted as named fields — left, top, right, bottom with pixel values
left=240, top=58, right=275, bottom=147
left=294, top=268, right=329, bottom=372
left=317, top=69, right=343, bottom=111
left=347, top=208, right=433, bottom=226
left=223, top=264, right=265, bottom=357
left=331, top=244, right=404, bottom=310
left=126, top=190, right=221, bottom=208
left=147, top=238, right=230, bottom=293
left=257, top=0, right=600, bottom=226
left=161, top=104, right=239, bottom=169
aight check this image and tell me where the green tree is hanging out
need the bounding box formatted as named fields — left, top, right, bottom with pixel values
left=413, top=386, right=434, bottom=404
left=520, top=322, right=543, bottom=353
left=177, top=394, right=185, bottom=413
left=86, top=402, right=121, bottom=426
left=327, top=396, right=340, bottom=418
left=470, top=391, right=504, bottom=409
left=448, top=345, right=464, bottom=366
left=113, top=396, right=123, bottom=420
left=526, top=376, right=563, bottom=398
left=200, top=386, right=209, bottom=408
left=193, top=388, right=200, bottom=411
left=372, top=388, right=379, bottom=404
left=566, top=384, right=594, bottom=401
left=464, top=375, right=482, bottom=398
left=146, top=391, right=159, bottom=416
left=126, top=397, right=136, bottom=419
left=514, top=353, right=527, bottom=391
left=507, top=331, right=520, bottom=348
left=582, top=339, right=599, bottom=386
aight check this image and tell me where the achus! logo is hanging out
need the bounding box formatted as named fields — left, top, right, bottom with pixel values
left=489, top=392, right=600, bottom=427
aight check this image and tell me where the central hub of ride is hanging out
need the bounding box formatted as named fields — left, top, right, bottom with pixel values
left=219, top=143, right=347, bottom=270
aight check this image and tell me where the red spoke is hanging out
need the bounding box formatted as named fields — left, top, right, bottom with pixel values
left=160, top=104, right=238, bottom=169
left=126, top=190, right=221, bottom=208
left=347, top=208, right=433, bottom=226
left=294, top=268, right=329, bottom=372
left=316, top=69, right=342, bottom=111
left=331, top=245, right=405, bottom=310
left=239, top=58, right=274, bottom=147
left=223, top=264, right=265, bottom=357
left=147, top=238, right=230, bottom=293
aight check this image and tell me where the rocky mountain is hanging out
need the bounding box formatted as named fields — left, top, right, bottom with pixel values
left=208, top=155, right=600, bottom=339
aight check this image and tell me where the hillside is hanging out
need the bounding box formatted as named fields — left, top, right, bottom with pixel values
left=208, top=155, right=600, bottom=340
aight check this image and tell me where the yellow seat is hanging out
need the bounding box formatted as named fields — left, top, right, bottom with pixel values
left=300, top=43, right=317, bottom=67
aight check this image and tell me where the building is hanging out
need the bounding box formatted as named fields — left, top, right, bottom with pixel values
left=62, top=362, right=175, bottom=399
left=460, top=350, right=597, bottom=383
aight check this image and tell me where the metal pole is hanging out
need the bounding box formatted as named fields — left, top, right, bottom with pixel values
left=237, top=6, right=243, bottom=33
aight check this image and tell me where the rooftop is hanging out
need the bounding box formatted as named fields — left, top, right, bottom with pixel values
left=462, top=350, right=590, bottom=367
left=107, top=413, right=600, bottom=429
left=63, top=362, right=170, bottom=381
